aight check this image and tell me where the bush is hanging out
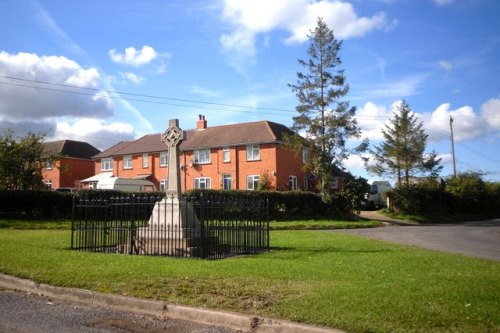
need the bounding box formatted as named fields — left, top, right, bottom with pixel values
left=329, top=176, right=370, bottom=216
left=186, top=189, right=327, bottom=221
left=0, top=190, right=73, bottom=219
left=386, top=172, right=500, bottom=216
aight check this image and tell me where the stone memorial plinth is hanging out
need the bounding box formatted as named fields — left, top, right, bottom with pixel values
left=136, top=119, right=200, bottom=255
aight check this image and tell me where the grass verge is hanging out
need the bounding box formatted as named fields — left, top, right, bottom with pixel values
left=379, top=209, right=499, bottom=224
left=270, top=219, right=381, bottom=230
left=0, top=219, right=71, bottom=230
left=0, top=229, right=498, bottom=332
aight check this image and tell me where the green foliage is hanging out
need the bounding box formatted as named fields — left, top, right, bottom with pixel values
left=0, top=190, right=73, bottom=219
left=366, top=100, right=442, bottom=185
left=0, top=130, right=47, bottom=190
left=386, top=172, right=500, bottom=216
left=286, top=17, right=365, bottom=203
left=187, top=189, right=327, bottom=220
left=256, top=171, right=273, bottom=191
left=329, top=176, right=370, bottom=216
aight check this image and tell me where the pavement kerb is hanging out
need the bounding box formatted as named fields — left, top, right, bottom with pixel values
left=0, top=273, right=345, bottom=333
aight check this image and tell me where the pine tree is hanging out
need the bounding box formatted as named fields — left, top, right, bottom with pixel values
left=366, top=100, right=442, bottom=185
left=286, top=17, right=366, bottom=203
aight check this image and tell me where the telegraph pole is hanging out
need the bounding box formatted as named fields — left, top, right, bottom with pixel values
left=450, top=115, right=457, bottom=178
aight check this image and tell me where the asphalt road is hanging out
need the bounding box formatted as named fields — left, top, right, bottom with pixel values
left=0, top=289, right=237, bottom=333
left=332, top=218, right=500, bottom=261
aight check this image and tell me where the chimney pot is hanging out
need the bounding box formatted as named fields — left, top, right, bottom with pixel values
left=196, top=114, right=207, bottom=130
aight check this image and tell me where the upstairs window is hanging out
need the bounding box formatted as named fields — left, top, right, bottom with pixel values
left=45, top=160, right=53, bottom=170
left=142, top=153, right=148, bottom=168
left=246, top=144, right=260, bottom=161
left=194, top=149, right=210, bottom=164
left=101, top=158, right=113, bottom=171
left=123, top=155, right=132, bottom=169
left=302, top=147, right=309, bottom=164
left=222, top=147, right=230, bottom=162
left=160, top=151, right=168, bottom=167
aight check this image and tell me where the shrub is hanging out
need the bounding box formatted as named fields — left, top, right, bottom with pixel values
left=386, top=172, right=500, bottom=216
left=0, top=190, right=73, bottom=219
left=186, top=189, right=327, bottom=220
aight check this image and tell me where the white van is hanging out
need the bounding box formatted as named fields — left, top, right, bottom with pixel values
left=96, top=177, right=157, bottom=192
left=365, top=180, right=391, bottom=209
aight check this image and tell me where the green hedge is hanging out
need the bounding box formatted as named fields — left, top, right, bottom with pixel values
left=0, top=190, right=73, bottom=219
left=386, top=177, right=500, bottom=216
left=186, top=189, right=327, bottom=221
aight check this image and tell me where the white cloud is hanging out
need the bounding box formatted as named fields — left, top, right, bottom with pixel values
left=481, top=97, right=500, bottom=130
left=119, top=72, right=144, bottom=84
left=345, top=154, right=367, bottom=169
left=53, top=118, right=135, bottom=150
left=108, top=45, right=158, bottom=66
left=0, top=51, right=113, bottom=120
left=190, top=85, right=223, bottom=98
left=438, top=60, right=453, bottom=71
left=422, top=103, right=487, bottom=141
left=434, top=0, right=455, bottom=6
left=356, top=102, right=392, bottom=141
left=357, top=98, right=499, bottom=145
left=220, top=0, right=391, bottom=72
left=353, top=75, right=426, bottom=101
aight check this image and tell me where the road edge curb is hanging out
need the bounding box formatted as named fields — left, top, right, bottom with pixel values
left=0, top=273, right=344, bottom=333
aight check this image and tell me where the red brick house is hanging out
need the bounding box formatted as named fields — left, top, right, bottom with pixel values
left=88, top=116, right=313, bottom=192
left=42, top=140, right=100, bottom=190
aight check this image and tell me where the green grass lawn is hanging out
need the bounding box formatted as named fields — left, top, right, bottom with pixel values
left=0, top=228, right=498, bottom=332
left=270, top=219, right=381, bottom=230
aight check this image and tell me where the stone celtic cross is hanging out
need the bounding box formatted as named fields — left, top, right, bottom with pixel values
left=161, top=119, right=184, bottom=196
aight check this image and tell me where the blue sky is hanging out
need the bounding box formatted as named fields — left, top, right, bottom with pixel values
left=0, top=0, right=499, bottom=182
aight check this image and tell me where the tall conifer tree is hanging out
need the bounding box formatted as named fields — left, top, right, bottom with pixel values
left=366, top=100, right=442, bottom=185
left=286, top=18, right=365, bottom=202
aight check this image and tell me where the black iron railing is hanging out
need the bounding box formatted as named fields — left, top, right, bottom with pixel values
left=71, top=193, right=269, bottom=259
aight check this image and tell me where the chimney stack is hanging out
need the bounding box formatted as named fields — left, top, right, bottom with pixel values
left=196, top=114, right=207, bottom=130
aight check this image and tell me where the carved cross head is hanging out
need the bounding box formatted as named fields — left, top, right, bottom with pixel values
left=162, top=119, right=184, bottom=147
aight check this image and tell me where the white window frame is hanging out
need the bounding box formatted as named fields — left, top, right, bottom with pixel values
left=223, top=174, right=232, bottom=190
left=123, top=155, right=133, bottom=169
left=101, top=158, right=113, bottom=171
left=45, top=160, right=53, bottom=170
left=142, top=153, right=148, bottom=168
left=160, top=151, right=168, bottom=167
left=302, top=147, right=309, bottom=164
left=247, top=175, right=260, bottom=191
left=160, top=179, right=167, bottom=191
left=45, top=180, right=52, bottom=190
left=194, top=149, right=210, bottom=164
left=246, top=144, right=260, bottom=161
left=222, top=147, right=230, bottom=162
left=194, top=177, right=211, bottom=189
left=289, top=175, right=298, bottom=191
left=330, top=177, right=339, bottom=189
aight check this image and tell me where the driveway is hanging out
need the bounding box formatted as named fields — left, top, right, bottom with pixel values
left=332, top=216, right=500, bottom=261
